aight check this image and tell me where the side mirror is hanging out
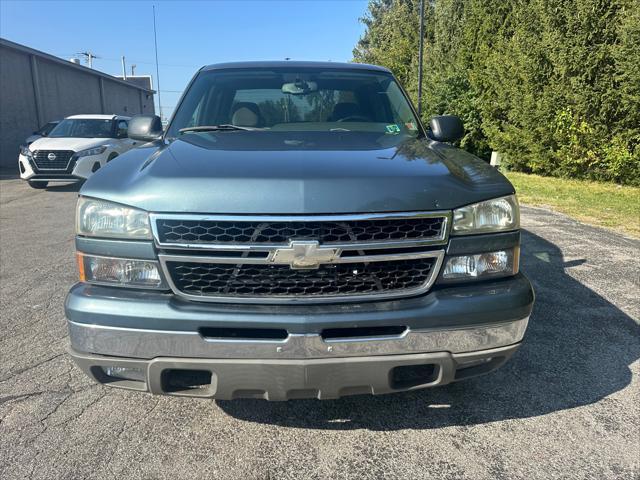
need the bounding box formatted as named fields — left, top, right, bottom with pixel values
left=429, top=115, right=464, bottom=143
left=128, top=115, right=163, bottom=142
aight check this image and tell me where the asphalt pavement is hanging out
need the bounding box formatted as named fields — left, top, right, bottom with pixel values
left=1, top=178, right=638, bottom=480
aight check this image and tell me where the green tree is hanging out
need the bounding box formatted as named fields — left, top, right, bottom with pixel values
left=353, top=0, right=640, bottom=185
left=354, top=0, right=434, bottom=107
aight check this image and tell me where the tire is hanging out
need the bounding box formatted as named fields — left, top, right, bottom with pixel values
left=27, top=181, right=48, bottom=189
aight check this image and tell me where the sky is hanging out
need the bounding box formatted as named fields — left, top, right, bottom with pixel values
left=0, top=0, right=369, bottom=120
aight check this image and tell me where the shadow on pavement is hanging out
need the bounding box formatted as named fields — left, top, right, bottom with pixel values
left=217, top=230, right=639, bottom=430
left=44, top=181, right=84, bottom=192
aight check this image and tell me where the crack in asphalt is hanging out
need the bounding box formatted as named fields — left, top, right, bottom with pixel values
left=0, top=391, right=49, bottom=406
left=0, top=353, right=65, bottom=383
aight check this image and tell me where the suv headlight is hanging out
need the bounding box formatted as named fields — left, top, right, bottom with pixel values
left=452, top=195, right=519, bottom=235
left=20, top=145, right=32, bottom=157
left=74, top=145, right=107, bottom=158
left=76, top=197, right=151, bottom=239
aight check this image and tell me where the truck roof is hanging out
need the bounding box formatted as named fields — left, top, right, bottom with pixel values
left=201, top=61, right=391, bottom=73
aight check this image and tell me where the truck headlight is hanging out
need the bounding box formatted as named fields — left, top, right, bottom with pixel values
left=452, top=195, right=519, bottom=234
left=77, top=253, right=165, bottom=289
left=76, top=197, right=151, bottom=239
left=440, top=248, right=519, bottom=282
left=74, top=145, right=107, bottom=158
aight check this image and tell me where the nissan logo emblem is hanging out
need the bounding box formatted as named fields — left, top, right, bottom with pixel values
left=47, top=153, right=57, bottom=161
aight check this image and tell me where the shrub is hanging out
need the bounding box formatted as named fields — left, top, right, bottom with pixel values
left=353, top=0, right=640, bottom=186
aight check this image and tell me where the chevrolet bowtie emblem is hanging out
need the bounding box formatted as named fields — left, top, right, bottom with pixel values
left=270, top=241, right=340, bottom=269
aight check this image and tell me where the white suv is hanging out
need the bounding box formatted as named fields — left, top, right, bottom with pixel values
left=18, top=114, right=139, bottom=189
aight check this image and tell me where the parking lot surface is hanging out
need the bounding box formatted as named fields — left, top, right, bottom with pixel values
left=1, top=178, right=638, bottom=480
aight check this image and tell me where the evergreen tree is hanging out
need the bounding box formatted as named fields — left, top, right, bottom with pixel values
left=353, top=0, right=640, bottom=185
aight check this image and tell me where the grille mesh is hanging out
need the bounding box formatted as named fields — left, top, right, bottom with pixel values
left=157, top=217, right=445, bottom=245
left=166, top=258, right=436, bottom=298
left=32, top=150, right=75, bottom=171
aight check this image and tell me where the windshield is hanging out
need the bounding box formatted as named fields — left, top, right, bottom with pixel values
left=167, top=68, right=422, bottom=139
left=49, top=119, right=114, bottom=138
left=38, top=122, right=58, bottom=136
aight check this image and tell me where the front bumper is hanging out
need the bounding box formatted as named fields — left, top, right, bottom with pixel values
left=66, top=273, right=534, bottom=399
left=70, top=343, right=521, bottom=400
left=68, top=317, right=529, bottom=360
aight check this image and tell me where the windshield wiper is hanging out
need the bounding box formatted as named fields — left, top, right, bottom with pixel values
left=179, top=124, right=260, bottom=134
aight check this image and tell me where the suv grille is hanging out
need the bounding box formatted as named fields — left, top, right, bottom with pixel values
left=166, top=258, right=437, bottom=299
left=156, top=217, right=446, bottom=245
left=32, top=150, right=75, bottom=171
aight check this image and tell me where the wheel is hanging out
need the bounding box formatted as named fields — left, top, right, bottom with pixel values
left=27, top=181, right=48, bottom=189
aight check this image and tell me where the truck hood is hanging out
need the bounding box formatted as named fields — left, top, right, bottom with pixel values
left=28, top=137, right=111, bottom=152
left=81, top=131, right=514, bottom=213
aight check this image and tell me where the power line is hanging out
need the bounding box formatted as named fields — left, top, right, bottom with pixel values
left=124, top=59, right=199, bottom=68
left=53, top=54, right=199, bottom=69
left=52, top=53, right=187, bottom=93
left=106, top=58, right=197, bottom=68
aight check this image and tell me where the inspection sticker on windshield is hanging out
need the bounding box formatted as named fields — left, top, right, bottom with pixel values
left=385, top=124, right=401, bottom=134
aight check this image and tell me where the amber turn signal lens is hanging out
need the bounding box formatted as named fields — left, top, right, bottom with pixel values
left=76, top=252, right=86, bottom=282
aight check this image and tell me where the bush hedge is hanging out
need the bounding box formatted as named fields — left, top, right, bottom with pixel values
left=353, top=0, right=640, bottom=185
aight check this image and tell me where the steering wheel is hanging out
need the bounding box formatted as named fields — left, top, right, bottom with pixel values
left=336, top=115, right=371, bottom=122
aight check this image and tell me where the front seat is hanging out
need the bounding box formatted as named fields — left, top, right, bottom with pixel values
left=231, top=102, right=263, bottom=127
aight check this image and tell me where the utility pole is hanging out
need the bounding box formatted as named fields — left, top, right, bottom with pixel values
left=131, top=64, right=136, bottom=76
left=77, top=51, right=99, bottom=69
left=153, top=5, right=163, bottom=121
left=121, top=56, right=127, bottom=80
left=417, top=0, right=425, bottom=117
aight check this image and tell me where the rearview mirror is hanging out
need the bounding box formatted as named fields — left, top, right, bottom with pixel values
left=429, top=115, right=464, bottom=143
left=128, top=115, right=163, bottom=142
left=282, top=81, right=318, bottom=95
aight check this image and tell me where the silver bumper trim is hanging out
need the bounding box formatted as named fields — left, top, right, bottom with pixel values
left=68, top=317, right=529, bottom=360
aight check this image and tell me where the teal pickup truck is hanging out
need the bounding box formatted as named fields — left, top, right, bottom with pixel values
left=65, top=61, right=534, bottom=400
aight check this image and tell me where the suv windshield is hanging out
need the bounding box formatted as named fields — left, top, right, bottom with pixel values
left=49, top=119, right=114, bottom=138
left=38, top=122, right=59, bottom=136
left=167, top=68, right=422, bottom=139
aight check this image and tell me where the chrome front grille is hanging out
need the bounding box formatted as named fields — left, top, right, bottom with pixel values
left=153, top=212, right=449, bottom=304
left=164, top=256, right=439, bottom=300
left=32, top=150, right=75, bottom=171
